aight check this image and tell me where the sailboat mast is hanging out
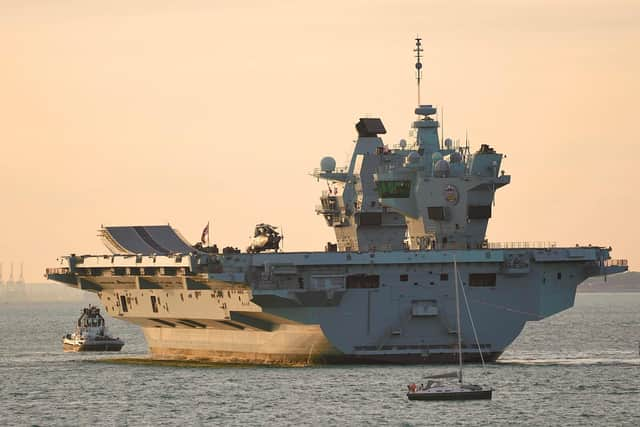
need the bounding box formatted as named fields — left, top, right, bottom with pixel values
left=454, top=257, right=463, bottom=384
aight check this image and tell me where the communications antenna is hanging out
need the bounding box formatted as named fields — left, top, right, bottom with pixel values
left=414, top=37, right=423, bottom=105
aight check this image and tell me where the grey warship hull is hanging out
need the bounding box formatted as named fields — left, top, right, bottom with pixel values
left=47, top=246, right=625, bottom=365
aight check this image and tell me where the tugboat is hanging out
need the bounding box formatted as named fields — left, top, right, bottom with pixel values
left=63, top=305, right=124, bottom=352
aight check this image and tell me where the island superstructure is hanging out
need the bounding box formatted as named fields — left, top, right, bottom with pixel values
left=46, top=39, right=628, bottom=364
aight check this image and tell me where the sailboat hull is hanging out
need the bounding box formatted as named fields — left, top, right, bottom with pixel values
left=407, top=389, right=493, bottom=401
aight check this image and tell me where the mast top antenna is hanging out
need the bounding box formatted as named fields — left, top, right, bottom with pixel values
left=414, top=36, right=423, bottom=105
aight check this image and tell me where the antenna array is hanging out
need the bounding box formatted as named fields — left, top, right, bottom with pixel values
left=414, top=37, right=423, bottom=105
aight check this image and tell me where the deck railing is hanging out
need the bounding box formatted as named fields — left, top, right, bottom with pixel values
left=45, top=267, right=70, bottom=275
left=486, top=241, right=557, bottom=249
left=605, top=259, right=628, bottom=267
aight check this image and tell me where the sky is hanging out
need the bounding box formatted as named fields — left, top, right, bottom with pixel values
left=0, top=0, right=638, bottom=281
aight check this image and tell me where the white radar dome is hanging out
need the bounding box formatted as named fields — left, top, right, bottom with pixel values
left=320, top=156, right=336, bottom=172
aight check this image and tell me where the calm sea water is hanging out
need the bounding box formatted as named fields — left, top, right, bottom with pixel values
left=1, top=293, right=639, bottom=426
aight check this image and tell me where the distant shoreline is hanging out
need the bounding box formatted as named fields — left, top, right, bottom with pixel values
left=577, top=271, right=639, bottom=293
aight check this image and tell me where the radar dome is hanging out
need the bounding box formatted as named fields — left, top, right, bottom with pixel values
left=431, top=152, right=443, bottom=162
left=320, top=156, right=336, bottom=172
left=399, top=139, right=407, bottom=149
left=434, top=159, right=450, bottom=177
left=405, top=152, right=420, bottom=164
left=449, top=152, right=462, bottom=163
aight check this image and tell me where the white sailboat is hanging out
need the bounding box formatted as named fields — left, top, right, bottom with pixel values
left=407, top=258, right=493, bottom=401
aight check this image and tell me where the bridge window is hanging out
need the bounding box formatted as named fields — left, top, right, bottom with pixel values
left=150, top=295, right=159, bottom=313
left=469, top=273, right=496, bottom=287
left=376, top=180, right=411, bottom=198
left=120, top=295, right=128, bottom=312
left=440, top=273, right=449, bottom=281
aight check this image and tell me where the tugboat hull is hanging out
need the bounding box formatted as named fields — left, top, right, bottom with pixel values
left=63, top=341, right=124, bottom=352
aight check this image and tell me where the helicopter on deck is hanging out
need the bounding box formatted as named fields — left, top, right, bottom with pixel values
left=247, top=223, right=282, bottom=253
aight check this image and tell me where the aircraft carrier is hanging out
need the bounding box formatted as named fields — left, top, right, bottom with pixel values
left=46, top=39, right=628, bottom=364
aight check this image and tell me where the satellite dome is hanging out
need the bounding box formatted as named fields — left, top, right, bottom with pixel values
left=399, top=139, right=407, bottom=149
left=449, top=152, right=462, bottom=163
left=405, top=152, right=420, bottom=164
left=434, top=159, right=450, bottom=177
left=431, top=152, right=443, bottom=162
left=320, top=156, right=336, bottom=172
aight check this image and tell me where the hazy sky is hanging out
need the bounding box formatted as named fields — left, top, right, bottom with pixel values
left=1, top=0, right=638, bottom=281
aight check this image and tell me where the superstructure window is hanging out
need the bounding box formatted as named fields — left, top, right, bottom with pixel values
left=358, top=212, right=383, bottom=226
left=120, top=295, right=128, bottom=312
left=468, top=205, right=492, bottom=219
left=440, top=273, right=449, bottom=281
left=376, top=180, right=411, bottom=198
left=346, top=274, right=380, bottom=289
left=427, top=207, right=446, bottom=220
left=469, top=273, right=496, bottom=287
left=150, top=295, right=159, bottom=313
left=400, top=274, right=408, bottom=282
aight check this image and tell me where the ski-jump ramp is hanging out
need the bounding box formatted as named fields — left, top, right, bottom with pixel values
left=99, top=225, right=195, bottom=255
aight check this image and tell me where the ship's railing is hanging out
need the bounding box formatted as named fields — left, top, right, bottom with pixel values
left=605, top=259, right=628, bottom=267
left=320, top=190, right=340, bottom=198
left=46, top=267, right=70, bottom=275
left=487, top=241, right=557, bottom=249
left=316, top=205, right=340, bottom=213
left=312, top=166, right=349, bottom=175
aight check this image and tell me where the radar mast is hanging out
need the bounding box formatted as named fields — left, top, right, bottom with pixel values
left=414, top=36, right=423, bottom=105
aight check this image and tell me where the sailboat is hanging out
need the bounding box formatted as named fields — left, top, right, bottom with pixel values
left=407, top=258, right=493, bottom=401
